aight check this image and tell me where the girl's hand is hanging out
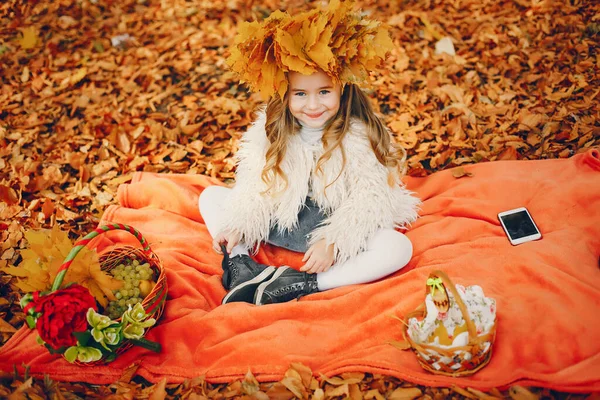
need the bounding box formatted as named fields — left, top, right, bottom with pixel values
left=213, top=229, right=241, bottom=254
left=301, top=239, right=334, bottom=274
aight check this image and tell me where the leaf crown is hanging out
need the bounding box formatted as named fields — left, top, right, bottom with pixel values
left=227, top=0, right=395, bottom=99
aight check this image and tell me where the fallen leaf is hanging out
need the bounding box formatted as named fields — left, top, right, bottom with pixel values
left=117, top=361, right=141, bottom=384
left=388, top=387, right=422, bottom=400
left=452, top=167, right=474, bottom=178
left=0, top=318, right=16, bottom=333
left=18, top=27, right=38, bottom=49
left=149, top=378, right=167, bottom=400
left=509, top=386, right=540, bottom=400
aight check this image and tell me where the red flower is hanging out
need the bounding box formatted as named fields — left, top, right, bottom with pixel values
left=32, top=285, right=97, bottom=350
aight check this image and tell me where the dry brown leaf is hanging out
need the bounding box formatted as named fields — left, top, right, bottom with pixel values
left=364, top=388, right=385, bottom=400
left=288, top=362, right=313, bottom=388
left=265, top=382, right=295, bottom=400
left=452, top=385, right=479, bottom=399
left=149, top=378, right=168, bottom=400
left=509, top=386, right=540, bottom=400
left=467, top=387, right=503, bottom=399
left=7, top=378, right=33, bottom=400
left=0, top=317, right=16, bottom=333
left=452, top=167, right=474, bottom=178
left=0, top=186, right=20, bottom=205
left=241, top=369, right=261, bottom=396
left=321, top=374, right=364, bottom=386
left=388, top=387, right=422, bottom=400
left=326, top=383, right=349, bottom=398
left=18, top=27, right=38, bottom=49
left=117, top=361, right=142, bottom=384
left=280, top=376, right=306, bottom=399
left=312, top=388, right=325, bottom=400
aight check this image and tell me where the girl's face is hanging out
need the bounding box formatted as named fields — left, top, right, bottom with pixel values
left=288, top=70, right=342, bottom=129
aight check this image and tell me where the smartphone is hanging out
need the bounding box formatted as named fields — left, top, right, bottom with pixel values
left=498, top=207, right=542, bottom=245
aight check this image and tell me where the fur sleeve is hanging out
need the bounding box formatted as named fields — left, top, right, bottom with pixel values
left=219, top=110, right=273, bottom=249
left=308, top=125, right=421, bottom=263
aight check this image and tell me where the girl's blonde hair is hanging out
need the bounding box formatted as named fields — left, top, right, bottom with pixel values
left=261, top=84, right=407, bottom=193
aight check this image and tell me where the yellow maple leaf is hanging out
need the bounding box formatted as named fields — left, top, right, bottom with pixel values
left=62, top=248, right=123, bottom=308
left=0, top=226, right=67, bottom=291
left=19, top=27, right=38, bottom=50
left=306, top=26, right=335, bottom=71
left=2, top=226, right=122, bottom=307
left=373, top=26, right=395, bottom=58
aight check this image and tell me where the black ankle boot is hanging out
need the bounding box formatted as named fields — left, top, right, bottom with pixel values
left=221, top=245, right=276, bottom=304
left=253, top=267, right=319, bottom=305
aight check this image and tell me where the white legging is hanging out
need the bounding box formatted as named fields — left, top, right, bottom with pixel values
left=198, top=186, right=412, bottom=291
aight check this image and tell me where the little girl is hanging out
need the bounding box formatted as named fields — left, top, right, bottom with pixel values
left=199, top=0, right=421, bottom=305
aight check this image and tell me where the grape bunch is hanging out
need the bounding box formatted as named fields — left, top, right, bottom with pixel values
left=105, top=259, right=156, bottom=320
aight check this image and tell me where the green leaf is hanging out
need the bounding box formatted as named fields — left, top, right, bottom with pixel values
left=73, top=330, right=92, bottom=346
left=26, top=315, right=37, bottom=329
left=64, top=347, right=78, bottom=363
left=45, top=343, right=67, bottom=355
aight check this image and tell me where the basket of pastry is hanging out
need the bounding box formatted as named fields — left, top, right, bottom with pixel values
left=397, top=270, right=497, bottom=377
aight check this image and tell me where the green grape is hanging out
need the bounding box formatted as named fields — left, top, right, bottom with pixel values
left=124, top=275, right=132, bottom=282
left=132, top=259, right=140, bottom=266
left=124, top=265, right=133, bottom=271
left=115, top=292, right=122, bottom=300
left=124, top=282, right=132, bottom=290
left=133, top=288, right=140, bottom=297
left=119, top=289, right=128, bottom=298
left=134, top=273, right=141, bottom=279
left=118, top=299, right=126, bottom=307
left=133, top=297, right=141, bottom=304
left=128, top=289, right=135, bottom=297
left=132, top=279, right=139, bottom=287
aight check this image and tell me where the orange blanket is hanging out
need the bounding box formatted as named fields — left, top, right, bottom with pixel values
left=1, top=149, right=599, bottom=392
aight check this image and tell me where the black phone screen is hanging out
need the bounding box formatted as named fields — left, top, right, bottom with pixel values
left=500, top=211, right=539, bottom=239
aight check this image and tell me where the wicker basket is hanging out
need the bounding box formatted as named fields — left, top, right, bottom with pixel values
left=24, top=223, right=167, bottom=365
left=401, top=270, right=496, bottom=377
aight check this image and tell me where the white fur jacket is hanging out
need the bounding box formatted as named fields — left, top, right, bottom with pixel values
left=220, top=109, right=421, bottom=263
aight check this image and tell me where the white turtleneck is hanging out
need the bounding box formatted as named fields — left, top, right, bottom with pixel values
left=297, top=121, right=325, bottom=197
left=298, top=121, right=324, bottom=148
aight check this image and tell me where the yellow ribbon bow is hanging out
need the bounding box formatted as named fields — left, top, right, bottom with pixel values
left=426, top=277, right=444, bottom=296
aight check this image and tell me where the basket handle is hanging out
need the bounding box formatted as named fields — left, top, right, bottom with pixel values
left=52, top=223, right=153, bottom=292
left=429, top=270, right=478, bottom=341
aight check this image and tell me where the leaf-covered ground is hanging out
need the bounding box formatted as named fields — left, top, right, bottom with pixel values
left=0, top=0, right=598, bottom=398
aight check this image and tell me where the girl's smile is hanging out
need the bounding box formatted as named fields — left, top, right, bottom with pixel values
left=288, top=70, right=342, bottom=129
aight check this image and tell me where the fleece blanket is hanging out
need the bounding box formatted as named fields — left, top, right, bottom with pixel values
left=1, top=149, right=599, bottom=392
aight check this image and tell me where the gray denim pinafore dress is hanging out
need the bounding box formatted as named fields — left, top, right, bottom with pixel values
left=265, top=197, right=326, bottom=253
